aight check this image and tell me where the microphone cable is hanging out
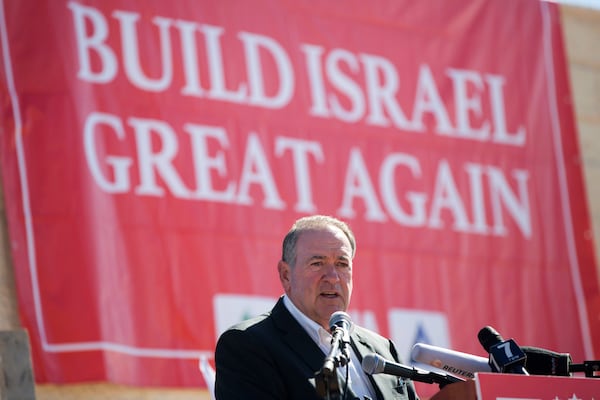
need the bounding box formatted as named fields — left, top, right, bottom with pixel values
left=342, top=362, right=349, bottom=400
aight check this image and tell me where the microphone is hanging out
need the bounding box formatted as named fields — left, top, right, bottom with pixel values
left=521, top=346, right=600, bottom=378
left=321, top=311, right=352, bottom=375
left=478, top=326, right=529, bottom=375
left=410, top=343, right=491, bottom=379
left=362, top=353, right=464, bottom=388
left=521, top=346, right=571, bottom=376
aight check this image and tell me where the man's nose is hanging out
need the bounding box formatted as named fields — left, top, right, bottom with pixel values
left=322, top=264, right=340, bottom=281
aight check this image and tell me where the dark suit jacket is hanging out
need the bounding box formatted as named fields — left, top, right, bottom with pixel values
left=215, top=297, right=419, bottom=400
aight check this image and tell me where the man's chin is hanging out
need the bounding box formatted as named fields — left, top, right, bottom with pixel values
left=317, top=300, right=347, bottom=319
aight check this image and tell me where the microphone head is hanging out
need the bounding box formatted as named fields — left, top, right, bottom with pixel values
left=410, top=342, right=491, bottom=378
left=329, top=311, right=352, bottom=332
left=362, top=353, right=385, bottom=374
left=478, top=326, right=504, bottom=352
left=522, top=346, right=572, bottom=376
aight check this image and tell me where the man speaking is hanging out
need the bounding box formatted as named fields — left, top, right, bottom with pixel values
left=214, top=215, right=475, bottom=399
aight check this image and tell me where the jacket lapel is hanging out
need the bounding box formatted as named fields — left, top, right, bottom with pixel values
left=351, top=331, right=407, bottom=399
left=270, top=297, right=325, bottom=373
left=270, top=298, right=362, bottom=399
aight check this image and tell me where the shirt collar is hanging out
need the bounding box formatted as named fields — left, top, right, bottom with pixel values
left=282, top=295, right=331, bottom=347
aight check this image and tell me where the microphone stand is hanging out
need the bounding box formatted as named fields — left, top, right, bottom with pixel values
left=315, top=327, right=350, bottom=400
left=314, top=367, right=342, bottom=400
left=570, top=360, right=600, bottom=378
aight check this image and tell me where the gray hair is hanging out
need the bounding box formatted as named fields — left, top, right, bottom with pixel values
left=281, top=215, right=356, bottom=266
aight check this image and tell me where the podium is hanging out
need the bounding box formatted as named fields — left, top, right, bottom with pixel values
left=475, top=373, right=600, bottom=399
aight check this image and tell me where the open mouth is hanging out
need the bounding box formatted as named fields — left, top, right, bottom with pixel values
left=321, top=291, right=339, bottom=298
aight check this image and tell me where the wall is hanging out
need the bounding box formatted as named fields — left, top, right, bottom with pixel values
left=0, top=3, right=598, bottom=399
left=561, top=5, right=600, bottom=270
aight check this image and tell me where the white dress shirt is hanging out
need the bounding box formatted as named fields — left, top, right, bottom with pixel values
left=283, top=295, right=377, bottom=400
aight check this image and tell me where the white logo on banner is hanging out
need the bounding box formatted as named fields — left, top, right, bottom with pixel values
left=213, top=294, right=276, bottom=338
left=387, top=309, right=450, bottom=365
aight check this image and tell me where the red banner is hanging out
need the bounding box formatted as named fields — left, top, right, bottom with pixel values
left=0, top=0, right=598, bottom=390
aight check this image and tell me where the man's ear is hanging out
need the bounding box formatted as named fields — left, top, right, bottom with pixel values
left=278, top=260, right=291, bottom=292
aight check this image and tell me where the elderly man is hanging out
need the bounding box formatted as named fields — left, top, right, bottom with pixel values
left=215, top=215, right=475, bottom=400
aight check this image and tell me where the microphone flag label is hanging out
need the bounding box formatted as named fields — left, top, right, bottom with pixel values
left=489, top=339, right=527, bottom=373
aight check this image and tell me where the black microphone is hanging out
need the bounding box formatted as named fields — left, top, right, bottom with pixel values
left=362, top=353, right=464, bottom=388
left=520, top=346, right=572, bottom=376
left=521, top=346, right=600, bottom=377
left=478, top=326, right=529, bottom=375
left=321, top=311, right=352, bottom=375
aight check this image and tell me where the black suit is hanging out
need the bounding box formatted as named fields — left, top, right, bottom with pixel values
left=215, top=297, right=419, bottom=400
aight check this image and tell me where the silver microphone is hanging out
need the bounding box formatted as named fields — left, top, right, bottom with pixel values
left=411, top=343, right=491, bottom=379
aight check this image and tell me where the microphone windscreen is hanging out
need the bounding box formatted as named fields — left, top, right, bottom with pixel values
left=329, top=311, right=352, bottom=331
left=521, top=346, right=571, bottom=376
left=477, top=326, right=504, bottom=352
left=362, top=353, right=384, bottom=374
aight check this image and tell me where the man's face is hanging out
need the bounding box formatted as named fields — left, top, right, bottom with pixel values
left=278, top=225, right=353, bottom=330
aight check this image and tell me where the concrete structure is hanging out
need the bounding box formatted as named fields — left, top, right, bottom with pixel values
left=0, top=3, right=598, bottom=399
